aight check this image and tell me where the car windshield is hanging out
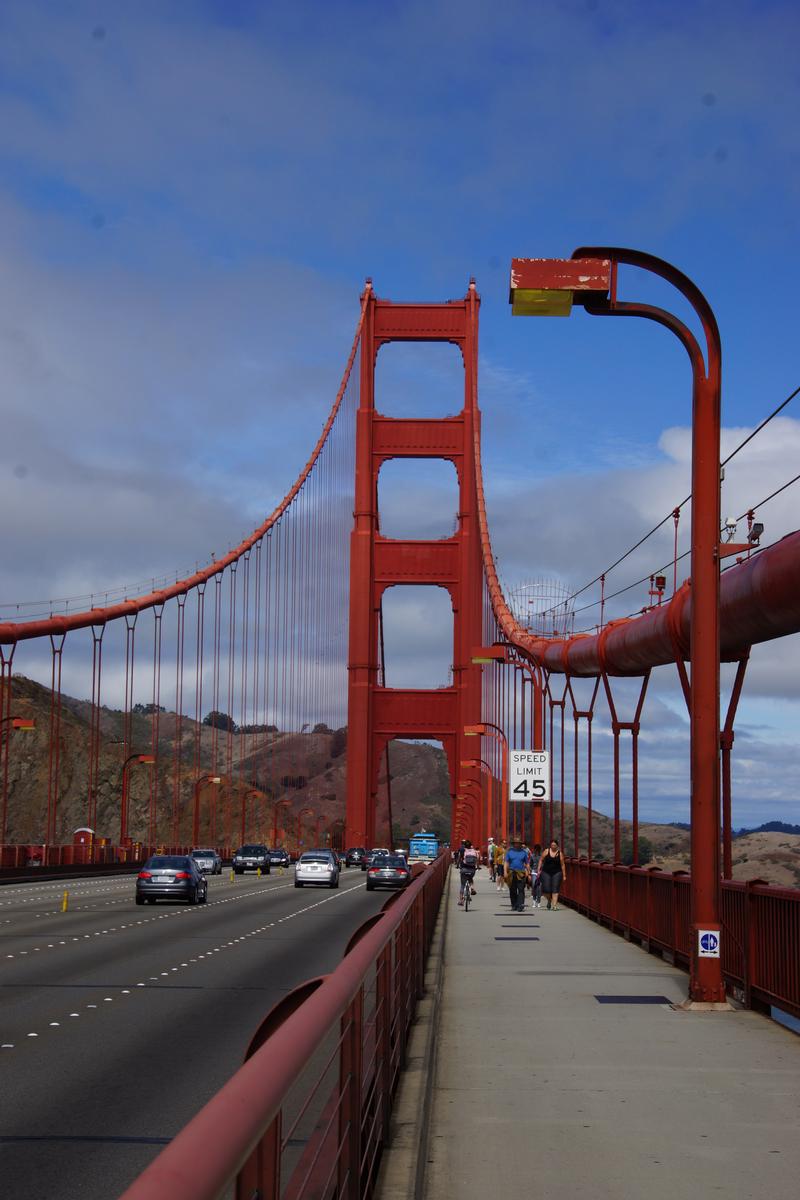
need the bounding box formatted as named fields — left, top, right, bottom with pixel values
left=146, top=856, right=190, bottom=869
left=238, top=846, right=266, bottom=854
left=192, top=850, right=214, bottom=856
left=300, top=853, right=332, bottom=863
left=380, top=856, right=408, bottom=867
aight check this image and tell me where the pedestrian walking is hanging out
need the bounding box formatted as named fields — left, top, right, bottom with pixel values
left=538, top=839, right=566, bottom=910
left=493, top=840, right=507, bottom=892
left=487, top=839, right=496, bottom=882
left=530, top=843, right=543, bottom=908
left=504, top=837, right=530, bottom=913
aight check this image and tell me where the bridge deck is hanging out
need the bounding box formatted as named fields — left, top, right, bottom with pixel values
left=423, top=872, right=799, bottom=1199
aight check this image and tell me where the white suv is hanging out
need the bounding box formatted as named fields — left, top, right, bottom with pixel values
left=191, top=848, right=222, bottom=875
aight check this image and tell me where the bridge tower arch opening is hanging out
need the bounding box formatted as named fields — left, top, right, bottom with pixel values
left=345, top=283, right=484, bottom=849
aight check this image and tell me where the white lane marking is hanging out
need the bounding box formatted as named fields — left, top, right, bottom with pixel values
left=1, top=877, right=368, bottom=1053
left=2, top=878, right=295, bottom=963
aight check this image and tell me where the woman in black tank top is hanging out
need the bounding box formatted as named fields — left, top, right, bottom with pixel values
left=538, top=840, right=566, bottom=910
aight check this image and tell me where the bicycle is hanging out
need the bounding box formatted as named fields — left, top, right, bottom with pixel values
left=460, top=870, right=476, bottom=911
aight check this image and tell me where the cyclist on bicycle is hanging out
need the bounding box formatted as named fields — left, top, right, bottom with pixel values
left=457, top=839, right=479, bottom=906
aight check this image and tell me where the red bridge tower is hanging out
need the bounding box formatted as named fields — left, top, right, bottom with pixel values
left=346, top=284, right=484, bottom=850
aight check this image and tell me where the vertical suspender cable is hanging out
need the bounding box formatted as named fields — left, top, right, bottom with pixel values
left=150, top=606, right=163, bottom=848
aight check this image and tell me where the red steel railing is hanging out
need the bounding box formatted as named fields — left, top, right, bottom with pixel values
left=120, top=853, right=448, bottom=1200
left=562, top=858, right=800, bottom=1019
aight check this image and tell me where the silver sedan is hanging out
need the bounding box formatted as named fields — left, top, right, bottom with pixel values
left=294, top=850, right=340, bottom=888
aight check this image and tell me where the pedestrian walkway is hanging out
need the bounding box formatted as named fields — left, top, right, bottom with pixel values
left=424, top=870, right=799, bottom=1199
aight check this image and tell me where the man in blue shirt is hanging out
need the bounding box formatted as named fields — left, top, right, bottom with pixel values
left=504, top=837, right=530, bottom=912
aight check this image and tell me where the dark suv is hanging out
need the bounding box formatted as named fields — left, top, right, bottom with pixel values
left=232, top=844, right=271, bottom=875
left=345, top=847, right=367, bottom=868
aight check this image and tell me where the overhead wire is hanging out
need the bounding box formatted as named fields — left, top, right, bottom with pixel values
left=532, top=383, right=799, bottom=624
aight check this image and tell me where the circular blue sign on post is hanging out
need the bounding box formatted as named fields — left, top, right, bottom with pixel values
left=700, top=932, right=719, bottom=953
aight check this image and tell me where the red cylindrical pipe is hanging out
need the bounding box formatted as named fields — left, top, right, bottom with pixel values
left=520, top=531, right=800, bottom=678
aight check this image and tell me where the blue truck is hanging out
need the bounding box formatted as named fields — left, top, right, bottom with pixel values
left=408, top=830, right=439, bottom=863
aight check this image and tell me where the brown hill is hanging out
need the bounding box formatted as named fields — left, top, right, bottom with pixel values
left=3, top=675, right=798, bottom=886
left=2, top=675, right=452, bottom=848
left=540, top=806, right=800, bottom=888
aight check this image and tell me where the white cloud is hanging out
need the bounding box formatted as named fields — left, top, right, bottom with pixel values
left=1, top=0, right=798, bottom=829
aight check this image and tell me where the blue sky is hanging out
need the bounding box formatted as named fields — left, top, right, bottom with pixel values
left=1, top=0, right=798, bottom=826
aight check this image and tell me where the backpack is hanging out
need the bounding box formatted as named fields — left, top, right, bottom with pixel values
left=462, top=847, right=479, bottom=870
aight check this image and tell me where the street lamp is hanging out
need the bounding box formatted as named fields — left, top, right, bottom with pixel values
left=456, top=782, right=482, bottom=845
left=459, top=756, right=495, bottom=846
left=0, top=717, right=35, bottom=845
left=464, top=722, right=509, bottom=842
left=240, top=788, right=267, bottom=846
left=510, top=247, right=726, bottom=1005
left=471, top=645, right=546, bottom=844
left=471, top=645, right=544, bottom=748
left=1, top=717, right=35, bottom=730
left=454, top=795, right=478, bottom=844
left=272, top=799, right=292, bottom=848
left=192, top=775, right=222, bottom=846
left=120, top=753, right=155, bottom=845
left=296, top=807, right=315, bottom=854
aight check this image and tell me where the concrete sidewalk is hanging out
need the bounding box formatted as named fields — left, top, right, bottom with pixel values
left=423, top=870, right=799, bottom=1199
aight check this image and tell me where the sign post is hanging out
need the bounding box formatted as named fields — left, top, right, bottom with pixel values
left=509, top=750, right=549, bottom=845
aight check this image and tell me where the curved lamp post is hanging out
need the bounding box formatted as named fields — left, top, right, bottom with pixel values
left=457, top=779, right=483, bottom=846
left=464, top=722, right=509, bottom=842
left=510, top=247, right=725, bottom=1004
left=454, top=794, right=478, bottom=844
left=296, top=806, right=316, bottom=854
left=460, top=755, right=496, bottom=848
left=272, top=799, right=292, bottom=848
left=120, top=753, right=155, bottom=844
left=472, top=645, right=545, bottom=844
left=240, top=788, right=267, bottom=845
left=192, top=775, right=221, bottom=846
left=0, top=717, right=35, bottom=845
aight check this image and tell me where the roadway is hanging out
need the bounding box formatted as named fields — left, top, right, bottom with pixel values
left=0, top=867, right=388, bottom=1199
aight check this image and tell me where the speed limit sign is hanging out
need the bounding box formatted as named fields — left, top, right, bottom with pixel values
left=509, top=749, right=550, bottom=802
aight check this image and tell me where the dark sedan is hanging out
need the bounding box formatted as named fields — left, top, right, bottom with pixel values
left=232, top=844, right=271, bottom=875
left=268, top=848, right=290, bottom=868
left=136, top=855, right=208, bottom=905
left=365, top=854, right=412, bottom=891
left=361, top=847, right=391, bottom=871
left=344, top=847, right=366, bottom=867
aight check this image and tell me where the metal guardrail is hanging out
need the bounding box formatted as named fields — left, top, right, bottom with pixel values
left=119, top=852, right=449, bottom=1200
left=562, top=858, right=800, bottom=1019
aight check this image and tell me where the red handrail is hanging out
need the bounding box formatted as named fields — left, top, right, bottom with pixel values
left=119, top=852, right=448, bottom=1200
left=562, top=858, right=800, bottom=1019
